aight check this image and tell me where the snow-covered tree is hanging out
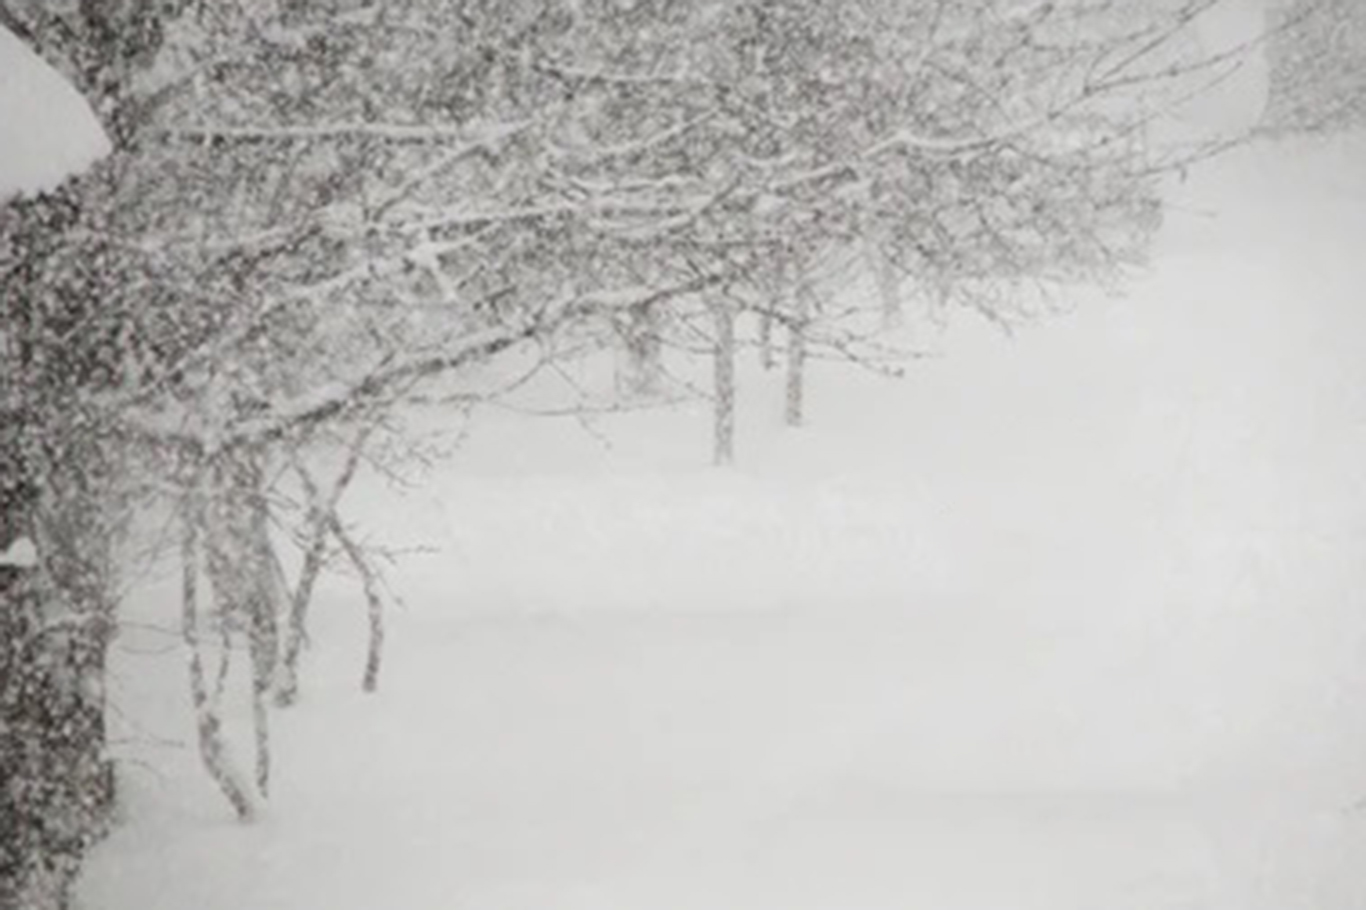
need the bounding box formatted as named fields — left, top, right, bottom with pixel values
left=520, top=0, right=1236, bottom=455
left=0, top=1, right=1262, bottom=903
left=1262, top=0, right=1366, bottom=134
left=1, top=6, right=182, bottom=903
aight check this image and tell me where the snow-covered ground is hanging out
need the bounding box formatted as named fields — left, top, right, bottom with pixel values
left=80, top=133, right=1366, bottom=908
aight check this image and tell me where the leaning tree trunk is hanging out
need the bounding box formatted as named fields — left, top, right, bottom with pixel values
left=273, top=513, right=330, bottom=708
left=325, top=515, right=385, bottom=694
left=275, top=429, right=371, bottom=707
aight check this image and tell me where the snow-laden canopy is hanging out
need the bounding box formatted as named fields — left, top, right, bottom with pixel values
left=0, top=23, right=110, bottom=200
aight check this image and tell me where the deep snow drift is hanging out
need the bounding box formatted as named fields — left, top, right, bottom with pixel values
left=79, top=133, right=1366, bottom=908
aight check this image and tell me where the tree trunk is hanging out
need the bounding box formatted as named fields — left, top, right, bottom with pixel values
left=0, top=440, right=118, bottom=910
left=785, top=283, right=812, bottom=427
left=326, top=515, right=385, bottom=694
left=616, top=300, right=665, bottom=398
left=712, top=301, right=736, bottom=465
left=180, top=487, right=256, bottom=821
left=244, top=449, right=276, bottom=797
left=276, top=434, right=369, bottom=707
left=274, top=523, right=328, bottom=707
left=202, top=442, right=279, bottom=800
left=0, top=188, right=120, bottom=910
left=864, top=230, right=902, bottom=329
left=0, top=13, right=190, bottom=903
left=758, top=309, right=775, bottom=370
left=759, top=249, right=789, bottom=370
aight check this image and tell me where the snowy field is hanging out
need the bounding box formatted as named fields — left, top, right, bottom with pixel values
left=79, top=133, right=1366, bottom=908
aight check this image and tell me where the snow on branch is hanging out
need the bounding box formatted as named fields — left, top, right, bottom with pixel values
left=214, top=275, right=723, bottom=449
left=155, top=119, right=531, bottom=146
